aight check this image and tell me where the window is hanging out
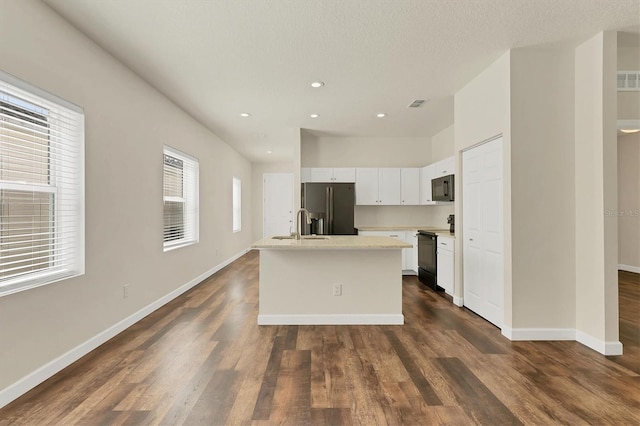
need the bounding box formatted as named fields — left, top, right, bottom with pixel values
left=163, top=146, right=198, bottom=250
left=232, top=177, right=241, bottom=232
left=0, top=71, right=84, bottom=296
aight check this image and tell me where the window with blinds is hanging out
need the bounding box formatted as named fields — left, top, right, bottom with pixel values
left=0, top=71, right=84, bottom=296
left=163, top=146, right=198, bottom=251
left=232, top=177, right=241, bottom=232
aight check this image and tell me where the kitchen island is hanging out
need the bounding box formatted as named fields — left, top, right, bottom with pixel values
left=251, top=235, right=411, bottom=325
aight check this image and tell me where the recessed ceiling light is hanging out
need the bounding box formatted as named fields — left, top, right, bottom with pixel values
left=376, top=113, right=386, bottom=118
left=240, top=112, right=250, bottom=117
left=310, top=114, right=319, bottom=118
left=310, top=81, right=324, bottom=88
left=620, top=128, right=640, bottom=134
left=266, top=150, right=272, bottom=154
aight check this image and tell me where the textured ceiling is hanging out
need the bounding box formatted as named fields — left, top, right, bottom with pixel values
left=42, top=0, right=640, bottom=162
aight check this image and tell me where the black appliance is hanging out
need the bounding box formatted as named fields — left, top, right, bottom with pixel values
left=417, top=230, right=443, bottom=291
left=432, top=174, right=454, bottom=202
left=301, top=183, right=357, bottom=235
left=447, top=214, right=455, bottom=234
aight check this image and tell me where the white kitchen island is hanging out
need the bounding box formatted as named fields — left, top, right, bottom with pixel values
left=251, top=235, right=411, bottom=325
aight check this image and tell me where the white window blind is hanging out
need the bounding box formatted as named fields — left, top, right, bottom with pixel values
left=163, top=146, right=198, bottom=251
left=0, top=71, right=84, bottom=296
left=233, top=177, right=241, bottom=232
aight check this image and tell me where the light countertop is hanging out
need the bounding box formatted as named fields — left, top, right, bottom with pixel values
left=252, top=235, right=412, bottom=249
left=357, top=226, right=455, bottom=239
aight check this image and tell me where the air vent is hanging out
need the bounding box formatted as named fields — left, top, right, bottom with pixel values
left=408, top=99, right=428, bottom=108
left=617, top=71, right=640, bottom=91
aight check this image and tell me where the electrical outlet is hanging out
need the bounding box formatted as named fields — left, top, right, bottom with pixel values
left=332, top=283, right=342, bottom=296
left=123, top=284, right=129, bottom=299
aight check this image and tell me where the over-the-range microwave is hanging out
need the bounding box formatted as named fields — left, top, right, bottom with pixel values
left=432, top=174, right=454, bottom=202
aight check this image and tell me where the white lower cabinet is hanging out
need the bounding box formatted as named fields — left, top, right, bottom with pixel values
left=359, top=230, right=418, bottom=274
left=437, top=236, right=454, bottom=295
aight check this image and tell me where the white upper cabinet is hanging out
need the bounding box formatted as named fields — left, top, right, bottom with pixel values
left=420, top=164, right=436, bottom=205
left=355, top=168, right=401, bottom=205
left=310, top=167, right=333, bottom=182
left=400, top=168, right=420, bottom=205
left=355, top=168, right=380, bottom=205
left=378, top=168, right=401, bottom=205
left=302, top=167, right=356, bottom=183
left=331, top=168, right=357, bottom=182
left=432, top=156, right=455, bottom=179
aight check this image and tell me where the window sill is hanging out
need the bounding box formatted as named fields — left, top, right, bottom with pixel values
left=163, top=240, right=198, bottom=252
left=0, top=270, right=83, bottom=298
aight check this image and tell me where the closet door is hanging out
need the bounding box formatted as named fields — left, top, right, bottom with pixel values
left=462, top=137, right=504, bottom=328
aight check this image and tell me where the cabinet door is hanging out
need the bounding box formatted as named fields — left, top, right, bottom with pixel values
left=332, top=168, right=356, bottom=182
left=432, top=156, right=455, bottom=179
left=378, top=168, right=401, bottom=205
left=400, top=168, right=420, bottom=205
left=355, top=168, right=379, bottom=205
left=420, top=164, right=435, bottom=204
left=402, top=231, right=417, bottom=272
left=310, top=168, right=333, bottom=182
left=385, top=230, right=406, bottom=269
left=437, top=246, right=454, bottom=295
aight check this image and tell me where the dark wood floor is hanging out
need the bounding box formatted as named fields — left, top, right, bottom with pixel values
left=1, top=252, right=639, bottom=425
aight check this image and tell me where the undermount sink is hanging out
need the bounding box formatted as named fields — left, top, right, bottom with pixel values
left=271, top=235, right=295, bottom=240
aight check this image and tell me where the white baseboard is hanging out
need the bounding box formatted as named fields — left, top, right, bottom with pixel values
left=618, top=264, right=640, bottom=274
left=0, top=248, right=251, bottom=410
left=453, top=296, right=463, bottom=307
left=576, top=330, right=623, bottom=356
left=500, top=327, right=624, bottom=356
left=501, top=327, right=575, bottom=341
left=257, top=314, right=404, bottom=325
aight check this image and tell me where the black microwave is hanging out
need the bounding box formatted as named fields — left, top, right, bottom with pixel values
left=432, top=174, right=454, bottom=202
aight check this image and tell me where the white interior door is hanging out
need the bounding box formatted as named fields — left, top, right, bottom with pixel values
left=462, top=137, right=504, bottom=328
left=263, top=173, right=293, bottom=238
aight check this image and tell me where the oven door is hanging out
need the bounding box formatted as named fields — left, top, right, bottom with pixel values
left=418, top=231, right=441, bottom=290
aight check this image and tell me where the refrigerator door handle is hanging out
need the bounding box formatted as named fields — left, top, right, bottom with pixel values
left=327, top=186, right=334, bottom=234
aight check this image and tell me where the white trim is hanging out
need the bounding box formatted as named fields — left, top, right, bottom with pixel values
left=501, top=327, right=575, bottom=341
left=618, top=264, right=640, bottom=274
left=453, top=296, right=464, bottom=307
left=0, top=247, right=251, bottom=410
left=500, top=327, right=624, bottom=356
left=0, top=70, right=83, bottom=113
left=257, top=314, right=404, bottom=325
left=576, top=330, right=623, bottom=356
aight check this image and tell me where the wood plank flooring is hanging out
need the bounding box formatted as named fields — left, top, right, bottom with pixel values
left=1, top=252, right=638, bottom=425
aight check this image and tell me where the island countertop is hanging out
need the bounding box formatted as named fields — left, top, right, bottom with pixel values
left=252, top=235, right=412, bottom=249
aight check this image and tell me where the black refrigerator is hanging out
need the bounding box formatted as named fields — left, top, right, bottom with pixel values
left=301, top=183, right=356, bottom=235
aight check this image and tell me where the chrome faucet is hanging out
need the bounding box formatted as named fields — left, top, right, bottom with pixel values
left=292, top=208, right=311, bottom=240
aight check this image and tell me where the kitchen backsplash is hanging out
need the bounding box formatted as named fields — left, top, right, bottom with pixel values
left=354, top=204, right=454, bottom=229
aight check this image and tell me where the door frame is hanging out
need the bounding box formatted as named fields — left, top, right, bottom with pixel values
left=262, top=173, right=294, bottom=239
left=460, top=134, right=505, bottom=328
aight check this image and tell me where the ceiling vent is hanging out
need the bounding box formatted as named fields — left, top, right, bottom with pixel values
left=617, top=71, right=640, bottom=91
left=408, top=99, right=428, bottom=108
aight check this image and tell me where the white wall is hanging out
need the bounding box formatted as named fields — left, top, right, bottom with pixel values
left=454, top=51, right=512, bottom=325
left=617, top=132, right=640, bottom=270
left=0, top=0, right=252, bottom=399
left=301, top=134, right=431, bottom=167
left=431, top=125, right=454, bottom=162
left=251, top=161, right=293, bottom=241
left=509, top=47, right=576, bottom=329
left=574, top=31, right=620, bottom=350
